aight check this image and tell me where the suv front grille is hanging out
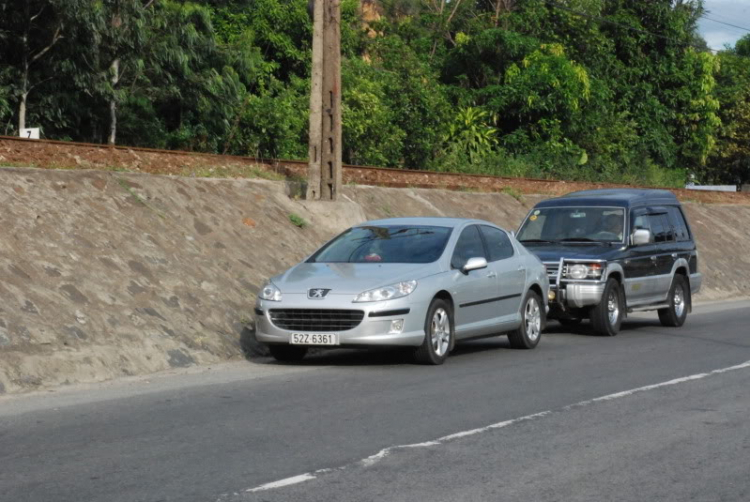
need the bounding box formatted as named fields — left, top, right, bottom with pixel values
left=269, top=309, right=365, bottom=332
left=544, top=262, right=559, bottom=284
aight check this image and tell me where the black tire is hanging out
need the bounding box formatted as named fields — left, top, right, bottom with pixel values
left=590, top=278, right=624, bottom=336
left=268, top=344, right=308, bottom=363
left=658, top=275, right=689, bottom=327
left=508, top=290, right=545, bottom=349
left=414, top=298, right=454, bottom=365
left=558, top=318, right=582, bottom=328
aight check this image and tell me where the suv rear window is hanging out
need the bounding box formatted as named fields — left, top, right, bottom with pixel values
left=668, top=206, right=691, bottom=241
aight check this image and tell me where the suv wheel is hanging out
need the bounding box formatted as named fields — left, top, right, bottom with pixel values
left=508, top=290, right=544, bottom=349
left=415, top=298, right=454, bottom=365
left=658, top=275, right=689, bottom=327
left=590, top=278, right=624, bottom=336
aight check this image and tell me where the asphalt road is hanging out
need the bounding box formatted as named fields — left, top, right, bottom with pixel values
left=1, top=300, right=749, bottom=502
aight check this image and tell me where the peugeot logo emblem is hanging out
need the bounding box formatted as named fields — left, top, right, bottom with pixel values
left=308, top=288, right=331, bottom=299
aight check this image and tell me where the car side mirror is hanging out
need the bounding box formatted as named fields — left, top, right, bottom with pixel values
left=463, top=257, right=488, bottom=273
left=631, top=229, right=652, bottom=246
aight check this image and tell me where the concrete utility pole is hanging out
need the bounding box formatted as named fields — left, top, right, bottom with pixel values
left=307, top=0, right=342, bottom=201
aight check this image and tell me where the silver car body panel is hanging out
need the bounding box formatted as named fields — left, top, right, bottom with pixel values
left=255, top=217, right=549, bottom=348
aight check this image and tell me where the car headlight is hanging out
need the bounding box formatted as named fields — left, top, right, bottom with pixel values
left=565, top=263, right=603, bottom=280
left=353, top=280, right=418, bottom=303
left=259, top=282, right=283, bottom=301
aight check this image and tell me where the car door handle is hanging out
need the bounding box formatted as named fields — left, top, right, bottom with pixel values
left=487, top=272, right=497, bottom=279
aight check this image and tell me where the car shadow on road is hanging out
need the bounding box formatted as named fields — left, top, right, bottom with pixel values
left=240, top=321, right=522, bottom=367
left=544, top=317, right=665, bottom=337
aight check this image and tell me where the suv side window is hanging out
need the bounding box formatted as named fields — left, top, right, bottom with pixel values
left=631, top=209, right=654, bottom=243
left=480, top=226, right=514, bottom=261
left=451, top=225, right=487, bottom=269
left=649, top=212, right=674, bottom=243
left=667, top=206, right=690, bottom=241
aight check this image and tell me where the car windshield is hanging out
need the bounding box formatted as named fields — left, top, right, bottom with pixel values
left=517, top=207, right=626, bottom=243
left=308, top=225, right=453, bottom=264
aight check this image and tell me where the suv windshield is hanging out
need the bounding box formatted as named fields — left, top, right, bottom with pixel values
left=308, top=225, right=453, bottom=264
left=517, top=207, right=626, bottom=244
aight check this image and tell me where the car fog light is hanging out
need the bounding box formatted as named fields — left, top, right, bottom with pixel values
left=389, top=319, right=405, bottom=334
left=548, top=290, right=556, bottom=301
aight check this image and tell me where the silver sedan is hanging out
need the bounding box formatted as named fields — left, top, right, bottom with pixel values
left=255, top=217, right=549, bottom=365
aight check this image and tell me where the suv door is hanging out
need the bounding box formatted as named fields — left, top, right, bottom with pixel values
left=649, top=207, right=678, bottom=299
left=479, top=225, right=525, bottom=322
left=450, top=225, right=497, bottom=338
left=625, top=208, right=659, bottom=304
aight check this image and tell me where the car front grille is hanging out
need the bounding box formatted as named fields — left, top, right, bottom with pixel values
left=268, top=309, right=365, bottom=332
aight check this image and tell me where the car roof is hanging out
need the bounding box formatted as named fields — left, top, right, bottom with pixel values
left=356, top=217, right=493, bottom=229
left=534, top=189, right=679, bottom=209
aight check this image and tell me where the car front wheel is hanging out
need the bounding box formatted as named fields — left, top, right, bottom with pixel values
left=658, top=275, right=689, bottom=327
left=590, top=278, right=623, bottom=336
left=415, top=299, right=454, bottom=365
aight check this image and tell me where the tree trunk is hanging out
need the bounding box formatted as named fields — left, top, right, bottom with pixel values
left=19, top=93, right=27, bottom=132
left=19, top=43, right=29, bottom=133
left=109, top=58, right=120, bottom=145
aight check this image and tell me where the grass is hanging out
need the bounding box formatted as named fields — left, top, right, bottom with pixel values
left=190, top=164, right=286, bottom=181
left=289, top=213, right=308, bottom=228
left=116, top=178, right=166, bottom=219
left=501, top=186, right=524, bottom=202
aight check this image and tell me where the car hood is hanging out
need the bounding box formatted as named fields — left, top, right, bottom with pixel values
left=271, top=262, right=440, bottom=295
left=523, top=244, right=625, bottom=262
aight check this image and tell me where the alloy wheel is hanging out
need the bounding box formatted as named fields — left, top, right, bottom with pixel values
left=431, top=308, right=450, bottom=357
left=525, top=297, right=541, bottom=342
left=607, top=290, right=620, bottom=326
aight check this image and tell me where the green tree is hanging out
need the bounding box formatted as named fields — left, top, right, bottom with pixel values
left=0, top=0, right=93, bottom=133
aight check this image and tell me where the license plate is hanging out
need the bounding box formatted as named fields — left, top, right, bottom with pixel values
left=290, top=333, right=339, bottom=346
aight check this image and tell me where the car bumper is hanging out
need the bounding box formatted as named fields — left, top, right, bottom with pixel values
left=254, top=296, right=428, bottom=348
left=550, top=281, right=606, bottom=310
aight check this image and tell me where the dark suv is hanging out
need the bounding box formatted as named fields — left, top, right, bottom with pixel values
left=516, top=189, right=702, bottom=336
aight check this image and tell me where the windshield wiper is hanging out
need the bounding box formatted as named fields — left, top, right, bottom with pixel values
left=519, top=239, right=559, bottom=244
left=559, top=238, right=611, bottom=245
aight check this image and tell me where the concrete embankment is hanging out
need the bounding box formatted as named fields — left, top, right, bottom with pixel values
left=1, top=167, right=748, bottom=394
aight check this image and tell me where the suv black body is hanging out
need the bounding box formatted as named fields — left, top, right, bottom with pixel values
left=516, top=189, right=702, bottom=336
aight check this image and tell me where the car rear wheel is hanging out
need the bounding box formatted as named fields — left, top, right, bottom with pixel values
left=658, top=275, right=689, bottom=327
left=268, top=344, right=308, bottom=363
left=508, top=290, right=544, bottom=349
left=415, top=299, right=453, bottom=365
left=590, top=278, right=623, bottom=336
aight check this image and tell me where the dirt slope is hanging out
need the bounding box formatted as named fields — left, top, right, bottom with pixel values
left=0, top=167, right=748, bottom=394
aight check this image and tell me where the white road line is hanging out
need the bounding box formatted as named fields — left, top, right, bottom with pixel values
left=245, top=473, right=317, bottom=492
left=239, top=359, right=750, bottom=495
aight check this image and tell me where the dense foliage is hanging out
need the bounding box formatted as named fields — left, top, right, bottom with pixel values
left=0, top=0, right=748, bottom=185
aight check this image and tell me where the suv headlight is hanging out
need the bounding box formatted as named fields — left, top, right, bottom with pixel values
left=259, top=282, right=283, bottom=301
left=354, top=280, right=417, bottom=303
left=565, top=263, right=604, bottom=280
